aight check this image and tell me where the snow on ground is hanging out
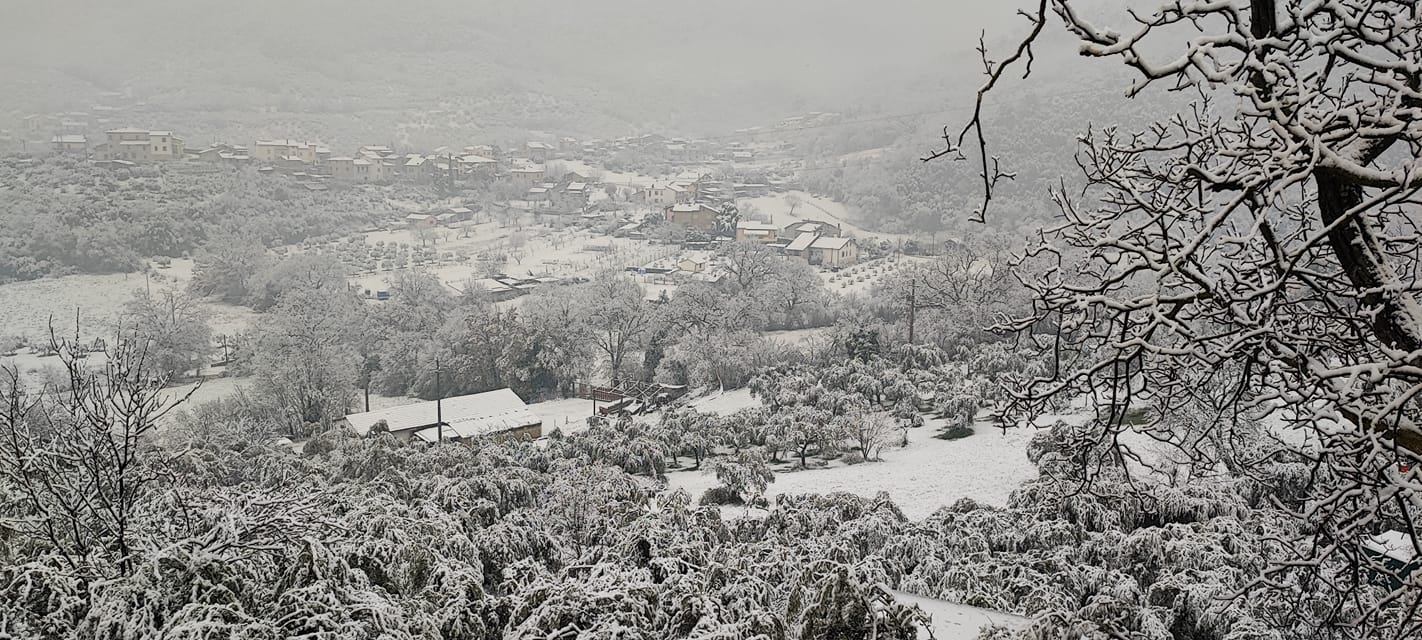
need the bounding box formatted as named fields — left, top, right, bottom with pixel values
left=762, top=327, right=834, bottom=347
left=530, top=397, right=598, bottom=434
left=823, top=254, right=918, bottom=297
left=558, top=161, right=654, bottom=189
left=0, top=258, right=259, bottom=346
left=0, top=272, right=145, bottom=343
left=686, top=388, right=761, bottom=415
left=892, top=589, right=1030, bottom=640
left=342, top=223, right=681, bottom=296
left=159, top=375, right=245, bottom=415
left=740, top=191, right=910, bottom=243
left=666, top=416, right=1040, bottom=519
left=558, top=160, right=721, bottom=192
left=0, top=350, right=109, bottom=392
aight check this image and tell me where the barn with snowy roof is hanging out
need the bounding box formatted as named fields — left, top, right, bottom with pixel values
left=340, top=388, right=542, bottom=443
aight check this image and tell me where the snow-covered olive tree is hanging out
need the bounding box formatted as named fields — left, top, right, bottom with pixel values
left=945, top=0, right=1422, bottom=634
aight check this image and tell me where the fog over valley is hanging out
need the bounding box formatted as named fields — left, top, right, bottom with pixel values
left=2, top=2, right=1420, bottom=639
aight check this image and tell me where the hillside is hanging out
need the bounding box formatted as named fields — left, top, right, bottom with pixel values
left=0, top=0, right=1022, bottom=145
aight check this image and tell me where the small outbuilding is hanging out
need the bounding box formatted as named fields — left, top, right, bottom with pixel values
left=341, top=388, right=543, bottom=443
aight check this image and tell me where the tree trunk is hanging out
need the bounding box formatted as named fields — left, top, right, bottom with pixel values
left=1315, top=167, right=1422, bottom=456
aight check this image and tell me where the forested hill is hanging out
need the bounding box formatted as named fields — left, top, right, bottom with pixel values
left=794, top=37, right=1187, bottom=235
left=0, top=0, right=1019, bottom=145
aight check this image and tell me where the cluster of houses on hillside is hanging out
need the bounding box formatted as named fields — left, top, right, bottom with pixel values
left=35, top=107, right=828, bottom=178
left=51, top=128, right=581, bottom=200
left=45, top=126, right=783, bottom=173
left=50, top=128, right=187, bottom=166
left=40, top=122, right=861, bottom=268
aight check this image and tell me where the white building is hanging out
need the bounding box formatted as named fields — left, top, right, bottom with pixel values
left=341, top=388, right=543, bottom=443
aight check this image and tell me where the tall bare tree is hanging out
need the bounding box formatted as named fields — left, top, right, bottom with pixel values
left=720, top=240, right=779, bottom=290
left=0, top=329, right=194, bottom=577
left=945, top=1, right=1422, bottom=633
left=120, top=286, right=212, bottom=379
left=576, top=274, right=655, bottom=384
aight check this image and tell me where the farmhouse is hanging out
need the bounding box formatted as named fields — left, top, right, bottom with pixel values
left=677, top=256, right=708, bottom=273
left=402, top=155, right=438, bottom=183
left=458, top=154, right=497, bottom=177
left=50, top=135, right=88, bottom=153
left=195, top=143, right=251, bottom=164
left=664, top=203, right=719, bottom=231
left=785, top=232, right=858, bottom=267
left=467, top=278, right=521, bottom=301
left=96, top=128, right=184, bottom=163
left=253, top=139, right=329, bottom=165
left=641, top=182, right=683, bottom=207
left=525, top=140, right=556, bottom=162
left=735, top=220, right=780, bottom=244
left=341, top=388, right=543, bottom=443
left=330, top=157, right=394, bottom=182
left=782, top=220, right=840, bottom=239
left=509, top=163, right=546, bottom=187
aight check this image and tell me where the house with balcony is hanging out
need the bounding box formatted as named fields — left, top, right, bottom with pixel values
left=50, top=135, right=88, bottom=153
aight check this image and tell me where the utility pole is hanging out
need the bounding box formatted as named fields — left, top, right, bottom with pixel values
left=435, top=357, right=443, bottom=443
left=907, top=278, right=917, bottom=345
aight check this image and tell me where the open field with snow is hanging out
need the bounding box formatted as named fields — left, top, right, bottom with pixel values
left=0, top=272, right=146, bottom=344
left=0, top=259, right=259, bottom=345
left=670, top=387, right=1043, bottom=520
left=316, top=221, right=684, bottom=296
left=741, top=191, right=912, bottom=244
left=822, top=254, right=921, bottom=296
left=666, top=419, right=1039, bottom=519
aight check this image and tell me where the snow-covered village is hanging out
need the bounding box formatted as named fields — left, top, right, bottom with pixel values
left=1, top=2, right=1420, bottom=638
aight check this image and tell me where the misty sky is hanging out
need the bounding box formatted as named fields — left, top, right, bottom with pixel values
left=0, top=0, right=1131, bottom=140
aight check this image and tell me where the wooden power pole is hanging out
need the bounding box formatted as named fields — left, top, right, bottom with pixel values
left=435, top=357, right=444, bottom=443
left=907, top=278, right=917, bottom=345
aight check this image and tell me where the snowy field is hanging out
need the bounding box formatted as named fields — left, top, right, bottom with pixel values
left=668, top=387, right=1042, bottom=519
left=740, top=191, right=911, bottom=243
left=762, top=326, right=835, bottom=347
left=0, top=272, right=146, bottom=344
left=0, top=258, right=258, bottom=345
left=337, top=222, right=682, bottom=296
left=892, top=589, right=1030, bottom=640
left=823, top=254, right=917, bottom=296
left=686, top=388, right=760, bottom=415
left=666, top=419, right=1038, bottom=519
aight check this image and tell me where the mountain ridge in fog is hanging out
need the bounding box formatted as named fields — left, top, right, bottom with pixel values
left=1, top=0, right=1028, bottom=139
